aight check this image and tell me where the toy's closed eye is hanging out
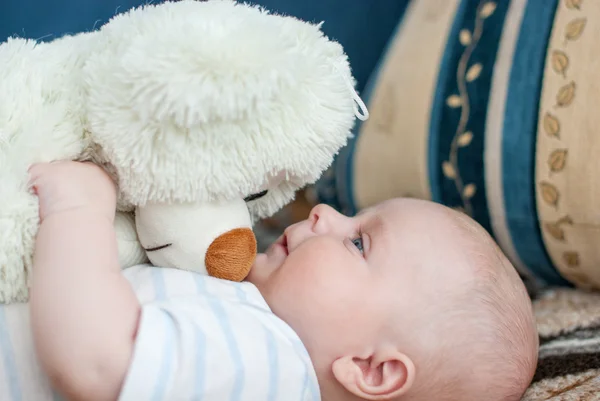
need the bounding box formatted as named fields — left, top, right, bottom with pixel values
left=144, top=243, right=172, bottom=252
left=244, top=190, right=268, bottom=202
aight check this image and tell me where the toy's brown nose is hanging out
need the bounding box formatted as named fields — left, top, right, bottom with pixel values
left=205, top=228, right=257, bottom=282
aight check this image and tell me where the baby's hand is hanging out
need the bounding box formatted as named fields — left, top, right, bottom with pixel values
left=30, top=161, right=136, bottom=401
left=29, top=161, right=117, bottom=221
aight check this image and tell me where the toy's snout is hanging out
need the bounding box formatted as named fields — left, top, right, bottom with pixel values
left=135, top=198, right=256, bottom=281
left=205, top=228, right=256, bottom=282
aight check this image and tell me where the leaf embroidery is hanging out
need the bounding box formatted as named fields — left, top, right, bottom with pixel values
left=543, top=113, right=561, bottom=138
left=466, top=63, right=483, bottom=82
left=548, top=149, right=568, bottom=172
left=544, top=215, right=573, bottom=242
left=545, top=222, right=566, bottom=241
left=556, top=81, right=576, bottom=107
left=563, top=251, right=580, bottom=267
left=566, top=0, right=583, bottom=10
left=459, top=29, right=472, bottom=46
left=565, top=18, right=587, bottom=42
left=442, top=162, right=456, bottom=179
left=463, top=184, right=477, bottom=199
left=551, top=50, right=569, bottom=77
left=540, top=181, right=560, bottom=207
left=558, top=215, right=574, bottom=225
left=445, top=0, right=497, bottom=216
left=372, top=87, right=390, bottom=126
left=479, top=2, right=497, bottom=19
left=446, top=95, right=462, bottom=108
left=457, top=131, right=473, bottom=147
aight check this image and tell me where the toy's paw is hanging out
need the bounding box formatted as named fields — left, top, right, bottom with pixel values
left=205, top=228, right=256, bottom=282
left=114, top=212, right=148, bottom=269
left=0, top=173, right=38, bottom=303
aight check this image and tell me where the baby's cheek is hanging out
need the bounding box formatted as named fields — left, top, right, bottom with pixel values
left=269, top=253, right=363, bottom=350
left=278, top=253, right=317, bottom=288
left=286, top=248, right=352, bottom=298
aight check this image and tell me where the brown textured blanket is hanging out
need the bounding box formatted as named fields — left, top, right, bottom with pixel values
left=524, top=288, right=600, bottom=400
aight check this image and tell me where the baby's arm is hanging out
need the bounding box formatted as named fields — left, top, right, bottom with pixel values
left=29, top=162, right=140, bottom=401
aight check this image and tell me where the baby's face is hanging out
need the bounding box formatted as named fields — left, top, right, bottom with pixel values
left=249, top=198, right=538, bottom=401
left=249, top=201, right=387, bottom=358
left=248, top=198, right=470, bottom=368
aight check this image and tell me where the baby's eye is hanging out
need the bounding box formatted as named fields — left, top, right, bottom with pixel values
left=351, top=237, right=364, bottom=253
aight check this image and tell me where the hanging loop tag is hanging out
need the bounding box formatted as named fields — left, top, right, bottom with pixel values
left=350, top=85, right=369, bottom=121
left=332, top=62, right=370, bottom=121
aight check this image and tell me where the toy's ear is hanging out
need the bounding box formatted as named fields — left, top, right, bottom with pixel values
left=84, top=0, right=331, bottom=127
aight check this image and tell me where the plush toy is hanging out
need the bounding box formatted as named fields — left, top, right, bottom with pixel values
left=0, top=0, right=366, bottom=303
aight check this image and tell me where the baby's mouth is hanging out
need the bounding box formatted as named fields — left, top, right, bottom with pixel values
left=282, top=235, right=288, bottom=255
left=275, top=234, right=289, bottom=256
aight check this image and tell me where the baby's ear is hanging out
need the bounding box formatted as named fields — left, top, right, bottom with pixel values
left=331, top=352, right=415, bottom=400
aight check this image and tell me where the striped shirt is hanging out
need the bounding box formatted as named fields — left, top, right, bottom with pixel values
left=0, top=265, right=320, bottom=401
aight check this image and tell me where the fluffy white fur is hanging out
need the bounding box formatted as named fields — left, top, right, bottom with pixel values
left=0, top=0, right=359, bottom=303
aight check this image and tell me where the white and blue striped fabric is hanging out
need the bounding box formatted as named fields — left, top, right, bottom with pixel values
left=0, top=265, right=320, bottom=401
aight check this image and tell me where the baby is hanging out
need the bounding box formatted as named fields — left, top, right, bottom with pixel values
left=0, top=161, right=538, bottom=401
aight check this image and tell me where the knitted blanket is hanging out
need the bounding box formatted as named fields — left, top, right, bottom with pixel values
left=524, top=288, right=600, bottom=400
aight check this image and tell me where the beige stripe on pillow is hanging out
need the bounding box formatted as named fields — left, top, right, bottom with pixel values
left=352, top=0, right=461, bottom=209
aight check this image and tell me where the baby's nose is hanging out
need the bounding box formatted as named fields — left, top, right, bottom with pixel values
left=309, top=203, right=347, bottom=233
left=205, top=228, right=257, bottom=282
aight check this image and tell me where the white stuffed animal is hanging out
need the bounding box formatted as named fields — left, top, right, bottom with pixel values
left=0, top=0, right=366, bottom=303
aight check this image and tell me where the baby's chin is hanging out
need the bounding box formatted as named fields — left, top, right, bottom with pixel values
left=247, top=239, right=287, bottom=285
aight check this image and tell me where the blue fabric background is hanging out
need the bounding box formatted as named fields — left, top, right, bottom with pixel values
left=0, top=0, right=148, bottom=40
left=0, top=0, right=408, bottom=93
left=502, top=0, right=568, bottom=286
left=429, top=0, right=510, bottom=236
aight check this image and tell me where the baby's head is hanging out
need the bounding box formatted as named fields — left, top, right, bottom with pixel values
left=248, top=198, right=538, bottom=401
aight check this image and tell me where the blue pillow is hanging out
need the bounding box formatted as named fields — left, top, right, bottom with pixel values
left=247, top=0, right=411, bottom=91
left=0, top=0, right=150, bottom=41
